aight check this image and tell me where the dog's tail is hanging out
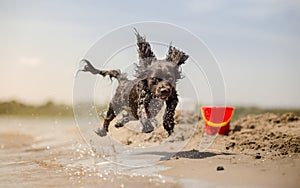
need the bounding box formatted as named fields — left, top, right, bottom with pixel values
left=80, top=59, right=126, bottom=82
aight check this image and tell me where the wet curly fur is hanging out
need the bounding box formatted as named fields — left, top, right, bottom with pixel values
left=81, top=30, right=188, bottom=137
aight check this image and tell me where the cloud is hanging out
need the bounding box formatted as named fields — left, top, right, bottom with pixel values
left=18, top=56, right=41, bottom=67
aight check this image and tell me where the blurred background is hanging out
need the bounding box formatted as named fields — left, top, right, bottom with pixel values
left=0, top=0, right=299, bottom=118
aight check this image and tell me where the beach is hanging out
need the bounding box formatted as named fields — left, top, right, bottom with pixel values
left=0, top=113, right=299, bottom=188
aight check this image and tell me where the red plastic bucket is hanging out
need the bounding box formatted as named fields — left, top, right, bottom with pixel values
left=201, top=106, right=235, bottom=135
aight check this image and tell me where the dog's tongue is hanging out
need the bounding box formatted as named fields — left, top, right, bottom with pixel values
left=160, top=95, right=168, bottom=100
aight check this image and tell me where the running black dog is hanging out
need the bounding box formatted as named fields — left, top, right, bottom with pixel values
left=81, top=31, right=188, bottom=136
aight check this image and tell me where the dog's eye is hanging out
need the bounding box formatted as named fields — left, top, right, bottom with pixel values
left=151, top=78, right=158, bottom=84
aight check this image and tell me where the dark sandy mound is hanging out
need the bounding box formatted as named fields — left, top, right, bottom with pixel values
left=224, top=113, right=300, bottom=159
left=109, top=111, right=299, bottom=159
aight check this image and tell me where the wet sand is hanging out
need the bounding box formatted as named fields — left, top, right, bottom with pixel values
left=0, top=113, right=299, bottom=187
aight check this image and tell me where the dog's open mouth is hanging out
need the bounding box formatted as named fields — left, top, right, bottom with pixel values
left=156, top=88, right=171, bottom=100
left=157, top=92, right=171, bottom=100
left=159, top=95, right=168, bottom=100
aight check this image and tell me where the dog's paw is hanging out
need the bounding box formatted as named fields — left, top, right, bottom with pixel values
left=141, top=119, right=154, bottom=133
left=94, top=128, right=107, bottom=137
left=167, top=129, right=174, bottom=136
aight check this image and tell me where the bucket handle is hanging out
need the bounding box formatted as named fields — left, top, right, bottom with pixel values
left=201, top=108, right=234, bottom=127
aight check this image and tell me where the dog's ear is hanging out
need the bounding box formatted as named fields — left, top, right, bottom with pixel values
left=134, top=28, right=156, bottom=64
left=166, top=46, right=189, bottom=66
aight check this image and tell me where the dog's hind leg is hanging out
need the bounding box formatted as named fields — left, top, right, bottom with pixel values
left=95, top=103, right=116, bottom=137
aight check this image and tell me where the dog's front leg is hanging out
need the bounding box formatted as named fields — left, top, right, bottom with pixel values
left=163, top=91, right=178, bottom=136
left=137, top=91, right=155, bottom=133
left=136, top=80, right=154, bottom=133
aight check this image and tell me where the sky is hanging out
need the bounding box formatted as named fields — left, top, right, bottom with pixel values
left=0, top=0, right=299, bottom=108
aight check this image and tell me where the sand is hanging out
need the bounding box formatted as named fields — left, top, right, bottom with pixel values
left=0, top=113, right=299, bottom=187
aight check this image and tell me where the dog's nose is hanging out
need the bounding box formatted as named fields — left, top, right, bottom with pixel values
left=160, top=88, right=169, bottom=95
